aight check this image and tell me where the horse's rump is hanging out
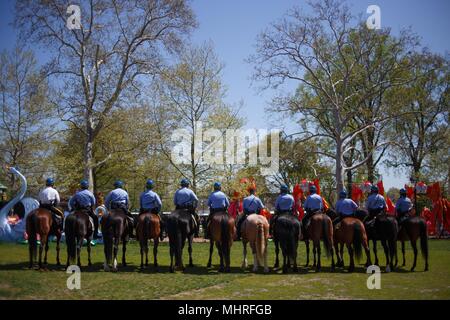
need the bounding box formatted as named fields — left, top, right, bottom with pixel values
left=274, top=215, right=300, bottom=259
left=137, top=213, right=160, bottom=240
left=209, top=211, right=235, bottom=242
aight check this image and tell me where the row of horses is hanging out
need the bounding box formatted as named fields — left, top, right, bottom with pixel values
left=25, top=206, right=429, bottom=274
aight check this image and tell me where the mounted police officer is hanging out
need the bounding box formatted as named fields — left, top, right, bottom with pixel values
left=69, top=180, right=99, bottom=239
left=395, top=188, right=413, bottom=226
left=139, top=179, right=164, bottom=241
left=270, top=184, right=295, bottom=234
left=366, top=185, right=386, bottom=218
left=333, top=190, right=358, bottom=227
left=302, top=185, right=323, bottom=231
left=38, top=178, right=64, bottom=228
left=235, top=187, right=264, bottom=240
left=173, top=178, right=200, bottom=236
left=204, top=182, right=230, bottom=238
left=105, top=180, right=134, bottom=237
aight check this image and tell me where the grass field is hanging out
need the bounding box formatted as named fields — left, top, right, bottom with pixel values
left=0, top=239, right=449, bottom=300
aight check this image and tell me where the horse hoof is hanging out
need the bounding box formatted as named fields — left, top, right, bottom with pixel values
left=282, top=268, right=288, bottom=274
left=386, top=266, right=391, bottom=273
left=293, top=267, right=298, bottom=273
left=424, top=266, right=429, bottom=272
left=264, top=267, right=269, bottom=273
left=170, top=268, right=175, bottom=273
left=207, top=263, right=211, bottom=268
left=252, top=267, right=258, bottom=273
left=218, top=267, right=224, bottom=273
left=348, top=267, right=354, bottom=273
left=410, top=267, right=415, bottom=272
left=225, top=267, right=231, bottom=273
left=274, top=263, right=279, bottom=269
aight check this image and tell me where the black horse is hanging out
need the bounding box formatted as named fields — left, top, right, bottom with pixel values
left=356, top=209, right=398, bottom=272
left=273, top=214, right=301, bottom=273
left=64, top=210, right=93, bottom=269
left=167, top=208, right=196, bottom=273
left=395, top=214, right=429, bottom=271
left=101, top=209, right=130, bottom=272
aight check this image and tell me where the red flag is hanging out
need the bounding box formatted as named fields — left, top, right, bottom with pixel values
left=313, top=178, right=321, bottom=195
left=421, top=207, right=435, bottom=236
left=351, top=184, right=363, bottom=202
left=377, top=180, right=385, bottom=196
left=386, top=197, right=396, bottom=216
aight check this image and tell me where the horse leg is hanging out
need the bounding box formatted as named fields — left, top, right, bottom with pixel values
left=339, top=243, right=345, bottom=267
left=263, top=243, right=269, bottom=273
left=274, top=240, right=280, bottom=269
left=293, top=242, right=299, bottom=272
left=140, top=240, right=144, bottom=269
left=87, top=240, right=92, bottom=267
left=381, top=240, right=390, bottom=273
left=169, top=243, right=175, bottom=273
left=410, top=240, right=418, bottom=272
left=188, top=235, right=194, bottom=267
left=252, top=249, right=258, bottom=273
left=401, top=241, right=406, bottom=267
left=153, top=238, right=159, bottom=270
left=38, top=235, right=46, bottom=269
left=207, top=240, right=214, bottom=268
left=312, top=245, right=316, bottom=269
left=364, top=240, right=372, bottom=268
left=347, top=243, right=355, bottom=272
left=56, top=234, right=61, bottom=266
left=330, top=242, right=336, bottom=271
left=334, top=241, right=341, bottom=267
left=43, top=236, right=49, bottom=267
left=316, top=241, right=321, bottom=272
left=372, top=239, right=379, bottom=266
left=305, top=240, right=310, bottom=267
left=122, top=238, right=128, bottom=267
left=77, top=237, right=83, bottom=268
left=242, top=241, right=248, bottom=269
left=217, top=242, right=224, bottom=272
left=282, top=252, right=288, bottom=274
left=112, top=237, right=119, bottom=272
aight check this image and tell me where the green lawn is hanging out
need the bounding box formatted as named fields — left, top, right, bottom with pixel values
left=0, top=239, right=449, bottom=300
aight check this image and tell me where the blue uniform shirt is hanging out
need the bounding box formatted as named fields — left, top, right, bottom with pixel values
left=275, top=193, right=295, bottom=211
left=207, top=191, right=230, bottom=209
left=140, top=189, right=162, bottom=211
left=69, top=189, right=96, bottom=209
left=395, top=196, right=412, bottom=213
left=335, top=198, right=358, bottom=216
left=366, top=194, right=386, bottom=210
left=174, top=187, right=198, bottom=207
left=243, top=194, right=264, bottom=213
left=105, top=188, right=129, bottom=209
left=304, top=194, right=323, bottom=211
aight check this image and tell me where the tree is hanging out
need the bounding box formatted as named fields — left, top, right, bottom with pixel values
left=249, top=0, right=416, bottom=194
left=154, top=42, right=243, bottom=194
left=0, top=46, right=53, bottom=191
left=15, top=0, right=197, bottom=191
left=387, top=52, right=449, bottom=184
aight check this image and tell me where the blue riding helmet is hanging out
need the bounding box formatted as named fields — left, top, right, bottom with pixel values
left=371, top=185, right=379, bottom=194
left=399, top=188, right=407, bottom=196
left=309, top=185, right=317, bottom=194
left=180, top=178, right=190, bottom=187
left=46, top=178, right=54, bottom=186
left=146, top=179, right=154, bottom=189
left=80, top=179, right=89, bottom=189
left=114, top=180, right=124, bottom=188
left=280, top=184, right=288, bottom=193
left=214, top=182, right=221, bottom=190
left=339, top=190, right=347, bottom=198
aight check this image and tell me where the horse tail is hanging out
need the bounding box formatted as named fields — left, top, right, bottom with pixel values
left=321, top=217, right=332, bottom=258
left=353, top=222, right=363, bottom=262
left=220, top=215, right=230, bottom=259
left=65, top=215, right=77, bottom=264
left=256, top=222, right=265, bottom=266
left=175, top=220, right=183, bottom=268
left=419, top=219, right=428, bottom=261
left=143, top=215, right=150, bottom=241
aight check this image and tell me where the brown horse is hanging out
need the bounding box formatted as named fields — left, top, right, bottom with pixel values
left=334, top=217, right=372, bottom=272
left=395, top=210, right=429, bottom=271
left=26, top=208, right=62, bottom=269
left=101, top=209, right=130, bottom=272
left=240, top=214, right=270, bottom=273
left=64, top=210, right=93, bottom=268
left=304, top=212, right=335, bottom=271
left=206, top=211, right=236, bottom=272
left=136, top=212, right=161, bottom=270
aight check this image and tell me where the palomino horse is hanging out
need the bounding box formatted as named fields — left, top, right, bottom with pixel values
left=273, top=214, right=301, bottom=273
left=26, top=208, right=62, bottom=269
left=206, top=211, right=236, bottom=272
left=395, top=209, right=429, bottom=271
left=136, top=212, right=161, bottom=269
left=358, top=209, right=398, bottom=272
left=303, top=212, right=335, bottom=271
left=64, top=210, right=93, bottom=268
left=166, top=208, right=196, bottom=273
left=101, top=209, right=130, bottom=272
left=241, top=214, right=270, bottom=273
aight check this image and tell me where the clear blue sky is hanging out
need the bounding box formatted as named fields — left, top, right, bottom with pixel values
left=1, top=0, right=449, bottom=190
